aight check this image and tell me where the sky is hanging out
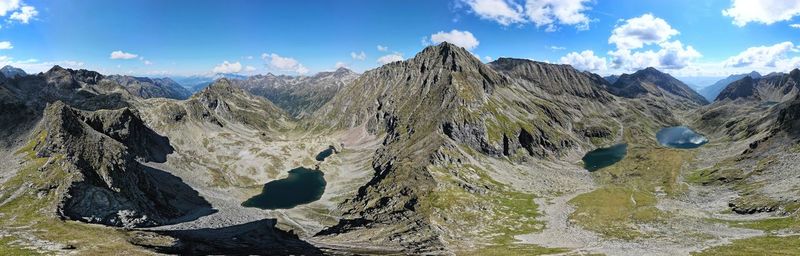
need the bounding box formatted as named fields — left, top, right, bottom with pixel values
left=1, top=0, right=799, bottom=80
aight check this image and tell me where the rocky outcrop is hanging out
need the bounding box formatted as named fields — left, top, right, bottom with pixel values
left=35, top=101, right=212, bottom=228
left=776, top=98, right=800, bottom=136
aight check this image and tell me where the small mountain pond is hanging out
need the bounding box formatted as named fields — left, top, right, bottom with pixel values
left=242, top=146, right=335, bottom=210
left=582, top=143, right=628, bottom=172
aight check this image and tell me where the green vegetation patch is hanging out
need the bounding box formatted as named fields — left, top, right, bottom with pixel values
left=0, top=236, right=41, bottom=255
left=422, top=161, right=564, bottom=254
left=569, top=146, right=691, bottom=239
left=569, top=186, right=665, bottom=240
left=692, top=235, right=800, bottom=256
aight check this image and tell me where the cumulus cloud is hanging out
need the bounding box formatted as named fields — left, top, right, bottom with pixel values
left=426, top=29, right=480, bottom=50
left=377, top=45, right=388, bottom=51
left=212, top=61, right=242, bottom=73
left=525, top=0, right=593, bottom=31
left=9, top=5, right=35, bottom=23
left=601, top=14, right=701, bottom=71
left=723, top=0, right=800, bottom=27
left=560, top=50, right=607, bottom=72
left=724, top=41, right=799, bottom=68
left=791, top=24, right=800, bottom=28
left=0, top=0, right=20, bottom=16
left=244, top=65, right=256, bottom=72
left=609, top=13, right=679, bottom=50
left=0, top=41, right=12, bottom=50
left=262, top=53, right=309, bottom=74
left=483, top=56, right=493, bottom=62
left=0, top=0, right=37, bottom=24
left=460, top=0, right=593, bottom=30
left=350, top=51, right=366, bottom=60
left=109, top=50, right=138, bottom=60
left=377, top=53, right=404, bottom=65
left=608, top=40, right=701, bottom=70
left=462, top=0, right=525, bottom=26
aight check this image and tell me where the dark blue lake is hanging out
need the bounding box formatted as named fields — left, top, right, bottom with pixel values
left=241, top=167, right=326, bottom=210
left=656, top=126, right=708, bottom=149
left=243, top=147, right=336, bottom=210
left=315, top=147, right=335, bottom=161
left=582, top=144, right=627, bottom=172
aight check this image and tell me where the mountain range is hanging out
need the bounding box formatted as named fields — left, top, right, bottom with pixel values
left=0, top=43, right=799, bottom=255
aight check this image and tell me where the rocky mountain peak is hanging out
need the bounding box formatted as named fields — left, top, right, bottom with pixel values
left=43, top=65, right=104, bottom=89
left=610, top=66, right=708, bottom=105
left=0, top=65, right=26, bottom=78
left=715, top=69, right=800, bottom=102
left=414, top=42, right=483, bottom=71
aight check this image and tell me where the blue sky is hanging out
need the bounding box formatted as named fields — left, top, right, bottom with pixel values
left=1, top=0, right=799, bottom=79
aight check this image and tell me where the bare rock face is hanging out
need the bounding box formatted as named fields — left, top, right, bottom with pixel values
left=35, top=101, right=212, bottom=228
left=776, top=98, right=800, bottom=136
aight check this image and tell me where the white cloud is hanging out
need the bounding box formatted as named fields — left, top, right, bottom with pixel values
left=9, top=5, right=35, bottom=23
left=462, top=0, right=525, bottom=26
left=724, top=41, right=799, bottom=68
left=609, top=13, right=679, bottom=50
left=244, top=65, right=256, bottom=72
left=110, top=50, right=138, bottom=60
left=0, top=0, right=20, bottom=16
left=335, top=61, right=348, bottom=69
left=484, top=56, right=493, bottom=62
left=377, top=53, right=404, bottom=65
left=377, top=45, right=388, bottom=51
left=460, top=0, right=593, bottom=30
left=143, top=60, right=152, bottom=65
left=350, top=51, right=366, bottom=60
left=723, top=0, right=800, bottom=27
left=525, top=0, right=593, bottom=31
left=609, top=40, right=701, bottom=71
left=212, top=61, right=242, bottom=73
left=791, top=23, right=800, bottom=28
left=262, top=53, right=309, bottom=74
left=560, top=50, right=607, bottom=72
left=0, top=41, right=12, bottom=50
left=549, top=45, right=566, bottom=50
left=427, top=29, right=480, bottom=50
